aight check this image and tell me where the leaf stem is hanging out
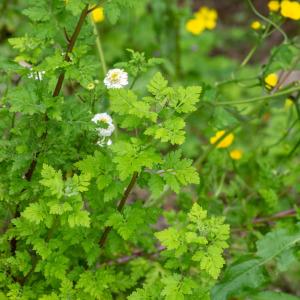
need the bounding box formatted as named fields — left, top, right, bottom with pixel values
left=213, top=85, right=300, bottom=106
left=91, top=18, right=107, bottom=76
left=99, top=172, right=139, bottom=248
left=246, top=0, right=288, bottom=43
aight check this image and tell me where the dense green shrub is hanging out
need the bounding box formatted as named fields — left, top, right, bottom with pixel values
left=0, top=0, right=300, bottom=299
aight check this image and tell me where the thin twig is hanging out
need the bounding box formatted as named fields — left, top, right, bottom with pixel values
left=99, top=172, right=139, bottom=248
left=253, top=209, right=296, bottom=224
left=214, top=85, right=300, bottom=106
left=246, top=0, right=288, bottom=43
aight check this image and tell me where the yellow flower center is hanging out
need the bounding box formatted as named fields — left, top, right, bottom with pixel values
left=110, top=73, right=120, bottom=83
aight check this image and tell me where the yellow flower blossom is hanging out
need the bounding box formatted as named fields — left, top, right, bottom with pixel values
left=186, top=18, right=205, bottom=35
left=281, top=1, right=300, bottom=20
left=268, top=1, right=280, bottom=11
left=92, top=7, right=105, bottom=23
left=210, top=130, right=234, bottom=149
left=195, top=7, right=218, bottom=30
left=230, top=149, right=243, bottom=160
left=264, top=73, right=278, bottom=89
left=186, top=6, right=217, bottom=35
left=251, top=21, right=262, bottom=30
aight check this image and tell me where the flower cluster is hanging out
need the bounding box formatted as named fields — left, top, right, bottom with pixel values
left=186, top=7, right=218, bottom=35
left=104, top=69, right=128, bottom=89
left=92, top=113, right=114, bottom=147
left=210, top=130, right=243, bottom=160
left=268, top=0, right=300, bottom=20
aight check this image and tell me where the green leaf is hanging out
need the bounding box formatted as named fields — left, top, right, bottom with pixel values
left=7, top=85, right=46, bottom=115
left=211, top=258, right=266, bottom=300
left=40, top=164, right=64, bottom=199
left=149, top=174, right=165, bottom=198
left=253, top=291, right=300, bottom=300
left=112, top=139, right=161, bottom=180
left=155, top=227, right=186, bottom=254
left=147, top=72, right=169, bottom=99
left=48, top=201, right=73, bottom=215
left=145, top=117, right=186, bottom=145
left=68, top=210, right=90, bottom=228
left=212, top=225, right=300, bottom=300
left=22, top=202, right=45, bottom=224
left=169, top=86, right=202, bottom=113
left=162, top=151, right=199, bottom=193
left=104, top=2, right=121, bottom=24
left=109, top=89, right=157, bottom=122
left=23, top=4, right=50, bottom=22
left=161, top=274, right=196, bottom=300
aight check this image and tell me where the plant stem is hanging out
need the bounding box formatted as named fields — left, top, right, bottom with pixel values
left=15, top=5, right=91, bottom=285
left=253, top=209, right=296, bottom=224
left=53, top=5, right=90, bottom=97
left=214, top=85, right=300, bottom=106
left=91, top=18, right=107, bottom=76
left=240, top=44, right=259, bottom=68
left=99, top=172, right=139, bottom=248
left=246, top=0, right=288, bottom=43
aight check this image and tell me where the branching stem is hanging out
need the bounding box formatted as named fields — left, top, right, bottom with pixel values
left=99, top=172, right=139, bottom=248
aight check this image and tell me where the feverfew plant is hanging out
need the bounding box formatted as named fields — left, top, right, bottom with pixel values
left=1, top=0, right=300, bottom=299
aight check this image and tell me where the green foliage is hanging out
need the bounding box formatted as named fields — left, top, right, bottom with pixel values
left=156, top=204, right=229, bottom=280
left=212, top=225, right=300, bottom=300
left=1, top=0, right=300, bottom=298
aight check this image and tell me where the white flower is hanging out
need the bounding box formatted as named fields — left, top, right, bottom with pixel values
left=28, top=69, right=45, bottom=81
left=97, top=138, right=113, bottom=147
left=104, top=68, right=128, bottom=89
left=92, top=112, right=115, bottom=137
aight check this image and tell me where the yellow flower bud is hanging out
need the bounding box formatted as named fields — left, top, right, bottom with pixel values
left=230, top=149, right=243, bottom=160
left=268, top=1, right=280, bottom=12
left=251, top=21, right=262, bottom=30
left=92, top=7, right=105, bottom=23
left=264, top=73, right=278, bottom=89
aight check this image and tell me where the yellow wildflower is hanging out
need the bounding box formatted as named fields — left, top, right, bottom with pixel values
left=251, top=21, right=262, bottom=30
left=186, top=6, right=217, bottom=35
left=264, top=73, right=278, bottom=89
left=268, top=1, right=280, bottom=11
left=92, top=7, right=105, bottom=23
left=195, top=7, right=218, bottom=30
left=210, top=130, right=234, bottom=149
left=186, top=18, right=205, bottom=35
left=281, top=1, right=300, bottom=20
left=230, top=149, right=243, bottom=160
left=285, top=98, right=294, bottom=109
